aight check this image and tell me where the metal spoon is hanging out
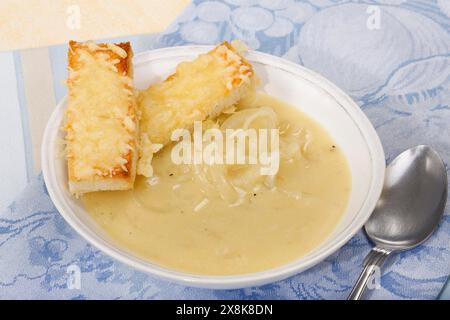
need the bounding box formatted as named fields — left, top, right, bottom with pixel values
left=348, top=145, right=448, bottom=300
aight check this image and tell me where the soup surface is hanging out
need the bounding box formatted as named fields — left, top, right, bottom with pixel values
left=83, top=92, right=351, bottom=275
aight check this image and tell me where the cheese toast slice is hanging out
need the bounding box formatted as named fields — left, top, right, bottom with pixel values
left=65, top=41, right=138, bottom=195
left=137, top=41, right=258, bottom=177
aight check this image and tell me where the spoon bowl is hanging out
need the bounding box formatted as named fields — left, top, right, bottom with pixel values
left=365, top=145, right=448, bottom=251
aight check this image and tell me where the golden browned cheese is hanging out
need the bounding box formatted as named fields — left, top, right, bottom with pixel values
left=137, top=41, right=258, bottom=177
left=65, top=41, right=138, bottom=195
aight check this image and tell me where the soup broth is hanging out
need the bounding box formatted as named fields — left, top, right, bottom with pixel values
left=83, top=92, right=352, bottom=275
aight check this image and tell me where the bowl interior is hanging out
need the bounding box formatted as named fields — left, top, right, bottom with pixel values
left=42, top=46, right=385, bottom=289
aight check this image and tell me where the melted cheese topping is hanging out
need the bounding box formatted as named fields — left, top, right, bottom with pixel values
left=137, top=43, right=254, bottom=177
left=85, top=41, right=128, bottom=59
left=138, top=44, right=253, bottom=144
left=66, top=46, right=135, bottom=181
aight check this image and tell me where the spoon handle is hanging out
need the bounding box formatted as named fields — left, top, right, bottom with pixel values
left=348, top=247, right=392, bottom=300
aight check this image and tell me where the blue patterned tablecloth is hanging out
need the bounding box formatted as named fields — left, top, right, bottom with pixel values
left=1, top=0, right=450, bottom=299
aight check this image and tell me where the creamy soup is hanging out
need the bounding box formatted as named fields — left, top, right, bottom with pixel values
left=82, top=92, right=351, bottom=275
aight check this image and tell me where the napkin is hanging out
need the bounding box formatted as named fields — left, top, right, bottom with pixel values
left=1, top=0, right=450, bottom=299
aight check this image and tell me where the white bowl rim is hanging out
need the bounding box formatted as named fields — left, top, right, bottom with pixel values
left=42, top=45, right=385, bottom=289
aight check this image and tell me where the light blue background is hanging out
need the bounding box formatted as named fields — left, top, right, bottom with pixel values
left=1, top=0, right=450, bottom=299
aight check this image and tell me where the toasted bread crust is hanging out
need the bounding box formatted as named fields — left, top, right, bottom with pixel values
left=68, top=41, right=132, bottom=76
